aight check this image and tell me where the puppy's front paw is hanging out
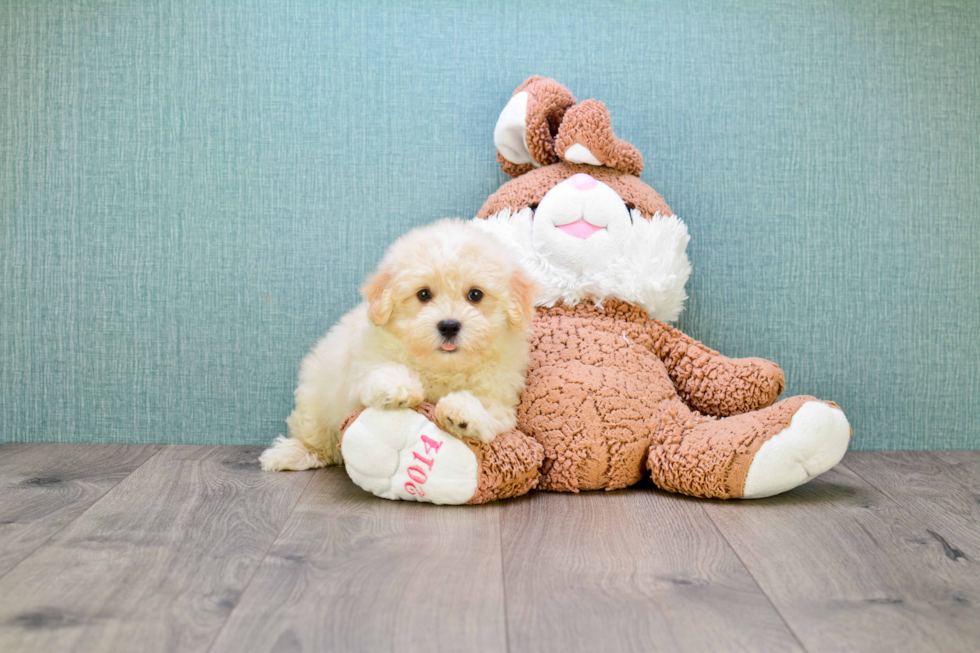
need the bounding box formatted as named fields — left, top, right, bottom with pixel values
left=361, top=367, right=425, bottom=410
left=435, top=392, right=496, bottom=443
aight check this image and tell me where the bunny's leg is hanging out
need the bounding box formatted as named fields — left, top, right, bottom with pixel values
left=647, top=396, right=850, bottom=499
left=339, top=404, right=543, bottom=505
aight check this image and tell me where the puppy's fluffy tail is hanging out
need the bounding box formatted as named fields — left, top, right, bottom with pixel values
left=259, top=436, right=335, bottom=471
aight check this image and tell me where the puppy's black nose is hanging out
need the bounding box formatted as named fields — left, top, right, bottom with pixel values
left=437, top=319, right=461, bottom=339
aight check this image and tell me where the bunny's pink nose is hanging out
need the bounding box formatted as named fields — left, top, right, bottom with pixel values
left=568, top=173, right=597, bottom=191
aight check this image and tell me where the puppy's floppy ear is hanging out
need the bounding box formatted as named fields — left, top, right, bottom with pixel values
left=361, top=271, right=394, bottom=326
left=506, top=268, right=537, bottom=330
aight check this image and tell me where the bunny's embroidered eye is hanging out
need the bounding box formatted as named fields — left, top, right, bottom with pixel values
left=417, top=289, right=432, bottom=302
left=467, top=288, right=483, bottom=303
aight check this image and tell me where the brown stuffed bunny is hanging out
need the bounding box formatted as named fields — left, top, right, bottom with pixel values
left=340, top=76, right=851, bottom=503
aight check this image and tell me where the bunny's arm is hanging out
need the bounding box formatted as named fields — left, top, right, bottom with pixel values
left=645, top=319, right=785, bottom=417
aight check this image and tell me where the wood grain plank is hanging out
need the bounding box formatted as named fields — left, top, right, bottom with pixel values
left=844, top=451, right=980, bottom=559
left=929, top=450, right=980, bottom=493
left=208, top=467, right=507, bottom=653
left=0, top=445, right=313, bottom=653
left=702, top=462, right=980, bottom=653
left=500, top=483, right=803, bottom=653
left=0, top=443, right=162, bottom=578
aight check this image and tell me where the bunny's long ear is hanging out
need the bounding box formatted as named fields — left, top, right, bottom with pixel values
left=555, top=99, right=644, bottom=176
left=493, top=76, right=576, bottom=178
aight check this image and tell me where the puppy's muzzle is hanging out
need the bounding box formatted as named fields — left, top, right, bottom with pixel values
left=437, top=319, right=461, bottom=351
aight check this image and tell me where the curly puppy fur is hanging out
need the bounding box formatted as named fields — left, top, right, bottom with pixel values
left=260, top=219, right=536, bottom=471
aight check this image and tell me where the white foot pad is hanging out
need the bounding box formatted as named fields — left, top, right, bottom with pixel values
left=341, top=408, right=479, bottom=505
left=742, top=401, right=851, bottom=499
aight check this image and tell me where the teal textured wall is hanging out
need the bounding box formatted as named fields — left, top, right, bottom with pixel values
left=2, top=1, right=978, bottom=449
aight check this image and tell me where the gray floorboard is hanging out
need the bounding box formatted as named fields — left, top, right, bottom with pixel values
left=0, top=443, right=162, bottom=578
left=0, top=445, right=312, bottom=653
left=208, top=467, right=509, bottom=653
left=702, top=457, right=980, bottom=653
left=844, top=451, right=980, bottom=558
left=499, top=485, right=804, bottom=653
left=1, top=446, right=978, bottom=653
left=930, top=450, right=980, bottom=493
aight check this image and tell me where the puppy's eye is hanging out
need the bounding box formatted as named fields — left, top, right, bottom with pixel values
left=467, top=288, right=483, bottom=303
left=417, top=289, right=432, bottom=302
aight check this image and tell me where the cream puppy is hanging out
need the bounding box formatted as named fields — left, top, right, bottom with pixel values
left=259, top=218, right=536, bottom=472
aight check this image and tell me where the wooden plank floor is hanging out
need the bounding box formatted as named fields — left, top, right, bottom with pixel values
left=0, top=445, right=978, bottom=653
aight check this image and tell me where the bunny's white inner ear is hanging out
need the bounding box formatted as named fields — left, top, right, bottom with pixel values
left=563, top=143, right=602, bottom=166
left=494, top=91, right=535, bottom=165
